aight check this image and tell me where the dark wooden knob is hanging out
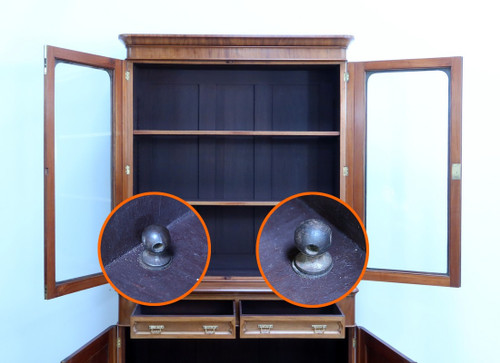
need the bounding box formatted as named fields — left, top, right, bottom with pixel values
left=292, top=219, right=333, bottom=278
left=140, top=225, right=173, bottom=269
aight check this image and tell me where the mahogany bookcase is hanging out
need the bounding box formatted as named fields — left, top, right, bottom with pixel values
left=44, top=34, right=462, bottom=363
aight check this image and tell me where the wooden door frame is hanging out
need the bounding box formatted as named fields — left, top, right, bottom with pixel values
left=44, top=46, right=124, bottom=298
left=346, top=57, right=462, bottom=287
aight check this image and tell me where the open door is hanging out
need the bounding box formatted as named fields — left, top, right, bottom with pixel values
left=44, top=46, right=124, bottom=298
left=346, top=57, right=462, bottom=287
left=61, top=326, right=117, bottom=363
left=356, top=327, right=415, bottom=363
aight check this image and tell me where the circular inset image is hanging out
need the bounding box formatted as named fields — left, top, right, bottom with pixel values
left=256, top=192, right=368, bottom=307
left=98, top=192, right=210, bottom=305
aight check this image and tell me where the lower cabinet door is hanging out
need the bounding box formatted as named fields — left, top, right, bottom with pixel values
left=61, top=325, right=116, bottom=363
left=130, top=300, right=236, bottom=339
left=357, top=327, right=415, bottom=363
left=239, top=300, right=345, bottom=339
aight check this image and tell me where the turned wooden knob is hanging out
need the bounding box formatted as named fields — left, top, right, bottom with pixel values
left=292, top=219, right=333, bottom=278
left=140, top=225, right=173, bottom=269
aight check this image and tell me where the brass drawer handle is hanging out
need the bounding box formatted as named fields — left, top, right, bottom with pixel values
left=312, top=324, right=327, bottom=334
left=203, top=325, right=218, bottom=334
left=257, top=324, right=273, bottom=334
left=149, top=324, right=164, bottom=334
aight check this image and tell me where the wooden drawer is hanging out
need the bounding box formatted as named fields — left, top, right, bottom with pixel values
left=239, top=300, right=345, bottom=339
left=130, top=300, right=236, bottom=339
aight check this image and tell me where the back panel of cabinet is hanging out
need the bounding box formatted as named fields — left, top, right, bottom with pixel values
left=132, top=65, right=341, bottom=276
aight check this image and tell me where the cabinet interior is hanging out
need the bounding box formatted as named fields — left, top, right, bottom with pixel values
left=134, top=300, right=235, bottom=316
left=240, top=300, right=342, bottom=315
left=132, top=64, right=341, bottom=277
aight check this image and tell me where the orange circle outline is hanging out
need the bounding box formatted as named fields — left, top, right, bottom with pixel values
left=256, top=191, right=369, bottom=308
left=98, top=192, right=211, bottom=306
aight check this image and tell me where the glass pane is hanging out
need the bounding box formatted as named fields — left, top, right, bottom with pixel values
left=55, top=62, right=112, bottom=281
left=366, top=70, right=449, bottom=273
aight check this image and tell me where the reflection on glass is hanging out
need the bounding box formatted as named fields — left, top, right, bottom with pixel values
left=55, top=62, right=112, bottom=281
left=366, top=70, right=449, bottom=273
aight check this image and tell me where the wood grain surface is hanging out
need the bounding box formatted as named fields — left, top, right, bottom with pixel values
left=119, top=34, right=352, bottom=62
left=101, top=194, right=209, bottom=303
left=258, top=195, right=366, bottom=306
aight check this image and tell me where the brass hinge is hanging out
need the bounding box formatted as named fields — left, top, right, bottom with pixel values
left=343, top=166, right=349, bottom=177
left=344, top=72, right=350, bottom=83
left=116, top=337, right=121, bottom=349
left=452, top=163, right=461, bottom=180
left=125, top=71, right=130, bottom=81
left=125, top=165, right=131, bottom=175
left=43, top=46, right=47, bottom=75
left=352, top=337, right=356, bottom=349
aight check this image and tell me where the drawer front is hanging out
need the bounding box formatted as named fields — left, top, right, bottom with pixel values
left=240, top=316, right=345, bottom=339
left=131, top=317, right=235, bottom=339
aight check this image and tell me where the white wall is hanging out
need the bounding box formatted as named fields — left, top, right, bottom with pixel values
left=0, top=4, right=119, bottom=361
left=1, top=0, right=498, bottom=362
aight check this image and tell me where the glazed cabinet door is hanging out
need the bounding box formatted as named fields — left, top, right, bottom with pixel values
left=44, top=46, right=125, bottom=298
left=61, top=326, right=117, bottom=363
left=347, top=57, right=462, bottom=287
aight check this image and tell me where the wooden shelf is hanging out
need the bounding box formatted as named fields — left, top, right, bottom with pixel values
left=134, top=130, right=340, bottom=137
left=188, top=201, right=278, bottom=206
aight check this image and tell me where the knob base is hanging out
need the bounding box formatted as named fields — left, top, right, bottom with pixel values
left=140, top=250, right=173, bottom=270
left=140, top=224, right=173, bottom=270
left=292, top=251, right=333, bottom=279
